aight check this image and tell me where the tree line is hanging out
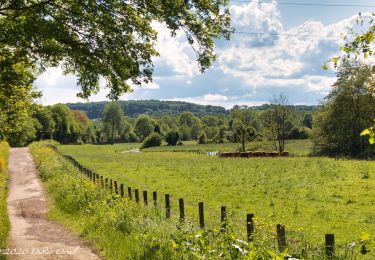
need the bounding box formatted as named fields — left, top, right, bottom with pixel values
left=6, top=98, right=310, bottom=152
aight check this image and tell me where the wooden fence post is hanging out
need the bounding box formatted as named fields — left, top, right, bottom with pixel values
left=100, top=176, right=104, bottom=188
left=109, top=179, right=113, bottom=192
left=128, top=187, right=132, bottom=199
left=120, top=184, right=124, bottom=197
left=153, top=191, right=157, bottom=207
left=179, top=198, right=185, bottom=222
left=135, top=189, right=139, bottom=203
left=114, top=181, right=118, bottom=194
left=165, top=194, right=170, bottom=219
left=246, top=213, right=254, bottom=242
left=199, top=202, right=205, bottom=229
left=143, top=191, right=148, bottom=206
left=221, top=206, right=227, bottom=228
left=276, top=224, right=287, bottom=252
left=325, top=234, right=335, bottom=258
left=105, top=178, right=108, bottom=188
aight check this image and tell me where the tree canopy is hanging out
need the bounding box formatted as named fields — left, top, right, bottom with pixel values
left=0, top=0, right=231, bottom=99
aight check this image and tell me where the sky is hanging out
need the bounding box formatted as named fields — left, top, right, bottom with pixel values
left=34, top=0, right=375, bottom=109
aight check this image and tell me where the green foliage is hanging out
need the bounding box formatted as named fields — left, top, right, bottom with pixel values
left=142, top=133, right=162, bottom=149
left=198, top=132, right=207, bottom=144
left=361, top=126, right=375, bottom=144
left=102, top=102, right=124, bottom=144
left=50, top=104, right=75, bottom=144
left=312, top=63, right=375, bottom=156
left=165, top=131, right=179, bottom=146
left=135, top=115, right=155, bottom=141
left=232, top=109, right=257, bottom=151
left=0, top=49, right=40, bottom=147
left=1, top=1, right=231, bottom=99
left=67, top=100, right=230, bottom=119
left=0, top=142, right=9, bottom=251
left=34, top=106, right=56, bottom=140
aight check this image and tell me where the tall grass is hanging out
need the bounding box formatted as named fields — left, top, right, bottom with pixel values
left=59, top=143, right=375, bottom=243
left=0, top=142, right=9, bottom=253
left=31, top=142, right=375, bottom=259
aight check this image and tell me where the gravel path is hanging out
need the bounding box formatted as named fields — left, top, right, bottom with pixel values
left=6, top=148, right=100, bottom=260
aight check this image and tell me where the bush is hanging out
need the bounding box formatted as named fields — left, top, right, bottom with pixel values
left=142, top=133, right=162, bottom=148
left=177, top=140, right=183, bottom=146
left=165, top=131, right=179, bottom=146
left=198, top=133, right=207, bottom=144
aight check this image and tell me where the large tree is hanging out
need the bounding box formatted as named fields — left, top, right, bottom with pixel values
left=313, top=63, right=375, bottom=156
left=231, top=109, right=256, bottom=152
left=102, top=102, right=124, bottom=144
left=0, top=0, right=231, bottom=99
left=328, top=14, right=375, bottom=144
left=0, top=49, right=40, bottom=146
left=135, top=114, right=154, bottom=141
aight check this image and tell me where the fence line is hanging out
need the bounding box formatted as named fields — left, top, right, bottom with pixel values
left=53, top=145, right=337, bottom=257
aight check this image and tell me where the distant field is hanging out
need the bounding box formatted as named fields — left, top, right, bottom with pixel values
left=59, top=142, right=375, bottom=243
left=128, top=139, right=313, bottom=155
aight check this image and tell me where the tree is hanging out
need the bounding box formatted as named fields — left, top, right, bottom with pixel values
left=142, top=133, right=162, bottom=149
left=102, top=102, right=124, bottom=145
left=0, top=49, right=40, bottom=146
left=51, top=104, right=75, bottom=144
left=165, top=131, right=179, bottom=146
left=271, top=94, right=289, bottom=153
left=72, top=110, right=91, bottom=143
left=302, top=114, right=313, bottom=129
left=135, top=115, right=154, bottom=141
left=312, top=63, right=375, bottom=156
left=34, top=106, right=55, bottom=140
left=1, top=1, right=231, bottom=99
left=198, top=132, right=207, bottom=144
left=327, top=14, right=375, bottom=144
left=154, top=124, right=162, bottom=135
left=231, top=109, right=257, bottom=152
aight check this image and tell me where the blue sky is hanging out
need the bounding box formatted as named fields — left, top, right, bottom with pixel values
left=35, top=0, right=375, bottom=108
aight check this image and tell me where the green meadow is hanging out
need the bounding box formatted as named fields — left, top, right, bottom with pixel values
left=59, top=141, right=375, bottom=244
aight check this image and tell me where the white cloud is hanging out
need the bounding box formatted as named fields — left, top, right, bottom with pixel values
left=152, top=22, right=199, bottom=77
left=141, top=81, right=160, bottom=89
left=203, top=94, right=228, bottom=102
left=216, top=1, right=363, bottom=95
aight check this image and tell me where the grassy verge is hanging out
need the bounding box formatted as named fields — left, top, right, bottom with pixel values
left=32, top=142, right=374, bottom=259
left=0, top=142, right=9, bottom=252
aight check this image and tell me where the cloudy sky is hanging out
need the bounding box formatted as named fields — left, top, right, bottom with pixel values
left=34, top=0, right=375, bottom=108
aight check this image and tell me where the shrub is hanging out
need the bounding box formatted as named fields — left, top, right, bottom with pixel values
left=177, top=140, right=183, bottom=146
left=142, top=133, right=162, bottom=148
left=198, top=132, right=207, bottom=144
left=165, top=131, right=179, bottom=146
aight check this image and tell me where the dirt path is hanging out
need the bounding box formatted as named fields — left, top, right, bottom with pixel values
left=6, top=148, right=100, bottom=260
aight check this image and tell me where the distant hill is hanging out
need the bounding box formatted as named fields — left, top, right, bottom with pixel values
left=66, top=100, right=228, bottom=119
left=66, top=100, right=317, bottom=119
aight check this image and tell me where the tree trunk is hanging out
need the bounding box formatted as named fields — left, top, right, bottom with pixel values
left=111, top=120, right=115, bottom=145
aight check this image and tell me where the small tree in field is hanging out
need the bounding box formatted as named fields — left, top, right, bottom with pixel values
left=165, top=131, right=179, bottom=146
left=142, top=133, right=162, bottom=148
left=232, top=109, right=257, bottom=152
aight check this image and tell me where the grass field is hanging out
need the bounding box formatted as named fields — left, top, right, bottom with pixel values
left=59, top=141, right=375, bottom=244
left=141, top=139, right=313, bottom=155
left=0, top=142, right=9, bottom=252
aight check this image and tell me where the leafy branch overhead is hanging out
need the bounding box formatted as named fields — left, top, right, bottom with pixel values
left=0, top=0, right=232, bottom=99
